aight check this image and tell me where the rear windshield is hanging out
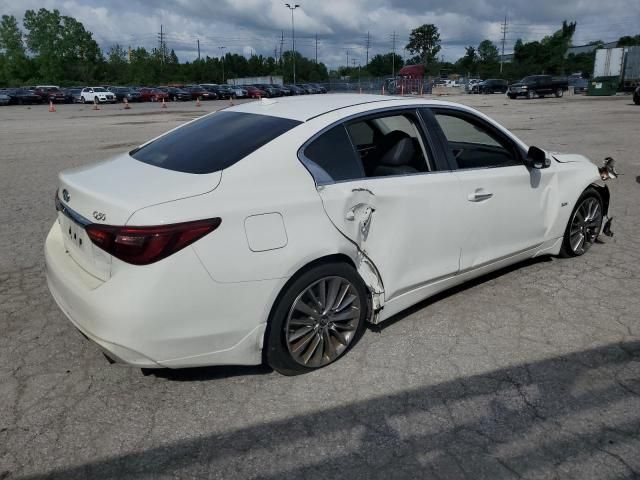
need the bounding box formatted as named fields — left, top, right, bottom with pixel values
left=131, top=111, right=301, bottom=174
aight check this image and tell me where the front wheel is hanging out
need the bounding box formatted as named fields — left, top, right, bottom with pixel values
left=81, top=96, right=86, bottom=104
left=265, top=263, right=369, bottom=375
left=527, top=90, right=535, bottom=99
left=560, top=188, right=603, bottom=257
left=555, top=88, right=564, bottom=98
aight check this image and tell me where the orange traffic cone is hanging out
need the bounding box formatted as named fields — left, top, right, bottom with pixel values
left=196, top=96, right=201, bottom=107
left=124, top=98, right=131, bottom=109
left=257, top=92, right=261, bottom=100
left=48, top=100, right=56, bottom=112
left=161, top=98, right=167, bottom=109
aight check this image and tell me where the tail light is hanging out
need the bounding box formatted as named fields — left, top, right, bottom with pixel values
left=85, top=218, right=221, bottom=265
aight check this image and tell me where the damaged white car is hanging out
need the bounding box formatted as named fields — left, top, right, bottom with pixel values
left=45, top=94, right=615, bottom=374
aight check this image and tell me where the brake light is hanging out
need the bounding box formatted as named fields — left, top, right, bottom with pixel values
left=85, top=218, right=221, bottom=265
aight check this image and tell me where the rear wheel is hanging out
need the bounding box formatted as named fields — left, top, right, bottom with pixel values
left=555, top=88, right=564, bottom=98
left=266, top=262, right=368, bottom=375
left=527, top=90, right=535, bottom=99
left=81, top=96, right=86, bottom=104
left=560, top=188, right=603, bottom=257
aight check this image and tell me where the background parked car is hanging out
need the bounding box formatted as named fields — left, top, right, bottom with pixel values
left=183, top=85, right=216, bottom=100
left=33, top=86, right=67, bottom=103
left=60, top=88, right=82, bottom=103
left=80, top=87, right=116, bottom=103
left=309, top=83, right=327, bottom=93
left=508, top=75, right=569, bottom=99
left=201, top=85, right=231, bottom=100
left=243, top=85, right=267, bottom=98
left=634, top=86, right=640, bottom=105
left=136, top=88, right=169, bottom=102
left=0, top=92, right=10, bottom=105
left=253, top=84, right=280, bottom=97
left=227, top=85, right=247, bottom=98
left=284, top=84, right=305, bottom=95
left=476, top=79, right=508, bottom=94
left=4, top=88, right=42, bottom=105
left=158, top=87, right=192, bottom=101
left=108, top=86, right=142, bottom=103
left=568, top=76, right=588, bottom=94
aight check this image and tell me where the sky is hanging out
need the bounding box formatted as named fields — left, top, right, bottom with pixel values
left=1, top=0, right=639, bottom=68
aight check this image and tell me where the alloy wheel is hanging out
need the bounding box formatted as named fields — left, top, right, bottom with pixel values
left=285, top=276, right=362, bottom=368
left=569, top=197, right=602, bottom=255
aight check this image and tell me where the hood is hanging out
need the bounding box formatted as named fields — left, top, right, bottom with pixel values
left=551, top=153, right=596, bottom=166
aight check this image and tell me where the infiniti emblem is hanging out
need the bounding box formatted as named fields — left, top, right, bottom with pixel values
left=93, top=211, right=106, bottom=222
left=62, top=189, right=70, bottom=202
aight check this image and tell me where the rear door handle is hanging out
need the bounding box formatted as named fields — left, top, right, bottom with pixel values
left=467, top=190, right=494, bottom=202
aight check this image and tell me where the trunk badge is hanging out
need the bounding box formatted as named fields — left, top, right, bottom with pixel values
left=93, top=211, right=106, bottom=222
left=62, top=189, right=70, bottom=202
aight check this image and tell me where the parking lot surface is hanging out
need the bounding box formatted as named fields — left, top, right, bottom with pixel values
left=1, top=94, right=639, bottom=479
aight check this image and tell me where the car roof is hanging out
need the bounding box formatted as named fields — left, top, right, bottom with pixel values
left=228, top=94, right=468, bottom=122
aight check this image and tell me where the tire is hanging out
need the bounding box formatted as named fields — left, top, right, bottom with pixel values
left=527, top=90, right=535, bottom=99
left=265, top=262, right=369, bottom=375
left=81, top=96, right=86, bottom=104
left=559, top=188, right=603, bottom=258
left=508, top=94, right=516, bottom=100
left=172, top=95, right=177, bottom=102
left=555, top=88, right=564, bottom=98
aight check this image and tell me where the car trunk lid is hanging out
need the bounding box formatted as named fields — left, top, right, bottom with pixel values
left=56, top=153, right=221, bottom=280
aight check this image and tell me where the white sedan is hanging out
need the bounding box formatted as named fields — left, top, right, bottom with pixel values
left=45, top=94, right=615, bottom=374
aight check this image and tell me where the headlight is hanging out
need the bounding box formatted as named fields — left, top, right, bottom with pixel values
left=522, top=86, right=528, bottom=90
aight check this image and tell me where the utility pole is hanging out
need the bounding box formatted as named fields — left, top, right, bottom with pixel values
left=157, top=24, right=165, bottom=70
left=500, top=16, right=508, bottom=73
left=280, top=31, right=284, bottom=62
left=391, top=31, right=398, bottom=78
left=346, top=48, right=349, bottom=70
left=315, top=33, right=318, bottom=63
left=197, top=39, right=200, bottom=61
left=365, top=31, right=370, bottom=66
left=219, top=46, right=226, bottom=83
left=285, top=4, right=300, bottom=84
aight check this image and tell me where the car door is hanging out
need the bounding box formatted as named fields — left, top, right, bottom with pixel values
left=427, top=107, right=555, bottom=270
left=300, top=108, right=464, bottom=303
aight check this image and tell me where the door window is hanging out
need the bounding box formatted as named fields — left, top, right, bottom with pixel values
left=433, top=111, right=521, bottom=169
left=301, top=111, right=432, bottom=184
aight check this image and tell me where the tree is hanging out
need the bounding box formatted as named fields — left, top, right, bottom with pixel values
left=405, top=24, right=441, bottom=66
left=456, top=46, right=477, bottom=74
left=0, top=15, right=30, bottom=84
left=23, top=8, right=102, bottom=82
left=367, top=53, right=404, bottom=77
left=617, top=34, right=640, bottom=47
left=477, top=40, right=499, bottom=63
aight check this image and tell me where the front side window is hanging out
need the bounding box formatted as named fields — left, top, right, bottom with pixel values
left=434, top=111, right=520, bottom=169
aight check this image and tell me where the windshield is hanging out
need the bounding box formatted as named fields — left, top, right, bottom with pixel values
left=93, top=87, right=107, bottom=92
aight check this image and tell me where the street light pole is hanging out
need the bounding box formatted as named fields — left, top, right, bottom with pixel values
left=219, top=46, right=226, bottom=83
left=285, top=3, right=300, bottom=84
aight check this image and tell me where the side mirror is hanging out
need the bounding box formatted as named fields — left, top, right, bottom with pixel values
left=525, top=146, right=550, bottom=169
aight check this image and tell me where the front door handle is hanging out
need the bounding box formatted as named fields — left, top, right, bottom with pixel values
left=467, top=190, right=494, bottom=202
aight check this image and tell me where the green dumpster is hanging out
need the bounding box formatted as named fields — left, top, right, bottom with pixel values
left=587, top=76, right=619, bottom=96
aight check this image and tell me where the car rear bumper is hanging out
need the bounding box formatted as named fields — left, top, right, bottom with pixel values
left=45, top=222, right=282, bottom=368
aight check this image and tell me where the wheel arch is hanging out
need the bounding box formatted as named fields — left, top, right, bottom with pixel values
left=261, top=253, right=372, bottom=363
left=590, top=183, right=610, bottom=216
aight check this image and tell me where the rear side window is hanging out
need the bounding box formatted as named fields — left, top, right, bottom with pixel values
left=301, top=125, right=364, bottom=183
left=131, top=111, right=301, bottom=174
